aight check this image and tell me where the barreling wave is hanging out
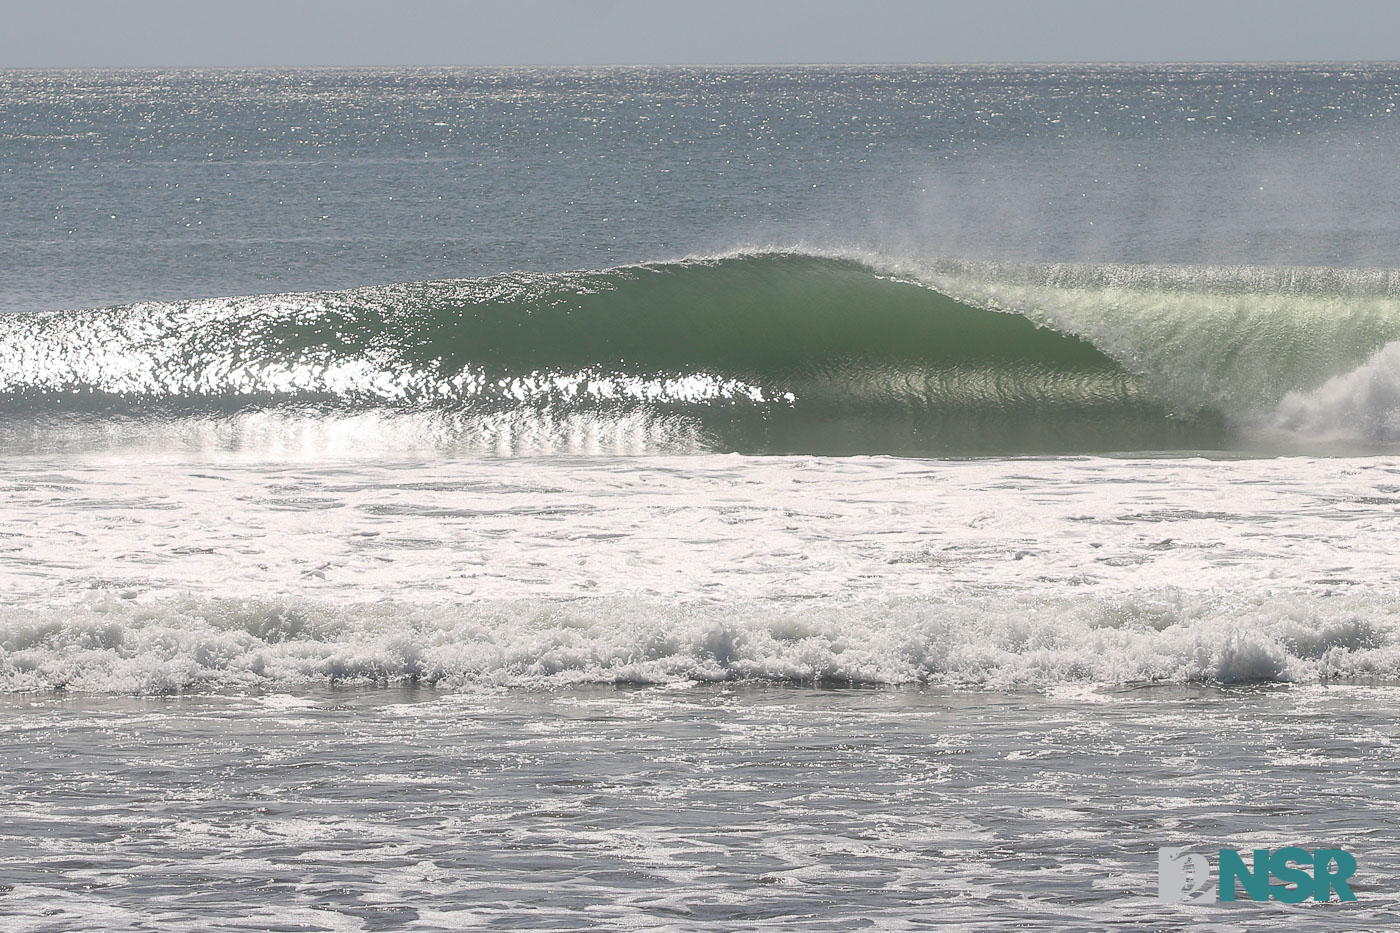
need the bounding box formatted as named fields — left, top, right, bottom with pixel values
left=5, top=250, right=1400, bottom=456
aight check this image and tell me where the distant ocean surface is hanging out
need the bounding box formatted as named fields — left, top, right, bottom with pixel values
left=2, top=66, right=1399, bottom=931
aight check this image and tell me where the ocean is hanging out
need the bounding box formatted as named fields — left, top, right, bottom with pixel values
left=1, top=65, right=1399, bottom=930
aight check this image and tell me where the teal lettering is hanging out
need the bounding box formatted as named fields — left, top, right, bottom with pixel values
left=1312, top=849, right=1358, bottom=902
left=1219, top=849, right=1271, bottom=902
left=1269, top=847, right=1313, bottom=903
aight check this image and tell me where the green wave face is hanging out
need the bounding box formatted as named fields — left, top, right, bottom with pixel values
left=4, top=252, right=1400, bottom=456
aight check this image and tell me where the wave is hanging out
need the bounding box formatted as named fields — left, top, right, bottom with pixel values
left=4, top=589, right=1398, bottom=693
left=5, top=251, right=1400, bottom=455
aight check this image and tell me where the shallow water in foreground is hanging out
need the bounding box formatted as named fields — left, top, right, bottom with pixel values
left=3, top=448, right=1399, bottom=931
left=0, top=684, right=1394, bottom=932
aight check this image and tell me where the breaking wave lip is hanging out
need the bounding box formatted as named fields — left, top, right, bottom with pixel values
left=3, top=589, right=1398, bottom=694
left=3, top=247, right=1400, bottom=456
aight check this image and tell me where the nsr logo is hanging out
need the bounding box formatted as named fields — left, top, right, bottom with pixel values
left=1158, top=847, right=1357, bottom=904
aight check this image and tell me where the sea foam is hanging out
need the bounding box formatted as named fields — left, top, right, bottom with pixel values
left=2, top=588, right=1395, bottom=693
left=1265, top=338, right=1400, bottom=443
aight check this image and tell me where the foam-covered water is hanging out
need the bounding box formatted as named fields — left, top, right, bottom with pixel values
left=3, top=452, right=1399, bottom=693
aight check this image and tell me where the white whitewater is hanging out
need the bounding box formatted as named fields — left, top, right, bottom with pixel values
left=4, top=451, right=1397, bottom=692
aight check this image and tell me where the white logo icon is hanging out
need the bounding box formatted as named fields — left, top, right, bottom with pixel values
left=1158, top=847, right=1216, bottom=904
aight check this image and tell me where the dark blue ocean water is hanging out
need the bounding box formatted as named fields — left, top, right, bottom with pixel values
left=4, top=65, right=1400, bottom=314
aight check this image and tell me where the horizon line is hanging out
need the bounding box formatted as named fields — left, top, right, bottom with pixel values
left=4, top=59, right=1400, bottom=71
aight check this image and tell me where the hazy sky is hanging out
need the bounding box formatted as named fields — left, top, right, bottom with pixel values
left=3, top=0, right=1399, bottom=67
